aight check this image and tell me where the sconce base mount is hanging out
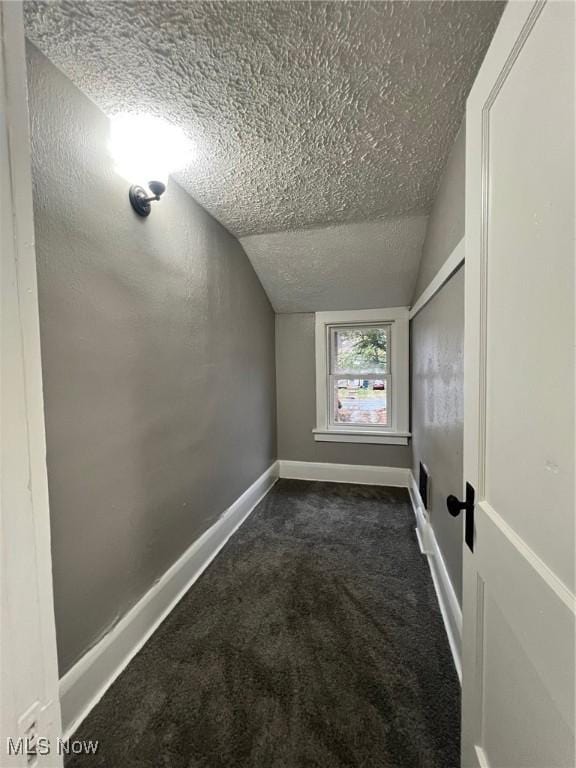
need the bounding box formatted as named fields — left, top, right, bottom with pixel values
left=129, top=185, right=152, bottom=217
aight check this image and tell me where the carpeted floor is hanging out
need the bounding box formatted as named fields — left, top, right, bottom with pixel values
left=66, top=480, right=460, bottom=768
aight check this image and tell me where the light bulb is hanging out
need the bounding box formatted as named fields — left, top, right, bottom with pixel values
left=109, top=113, right=192, bottom=187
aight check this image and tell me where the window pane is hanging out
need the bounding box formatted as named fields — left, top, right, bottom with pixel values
left=333, top=378, right=389, bottom=426
left=331, top=326, right=389, bottom=374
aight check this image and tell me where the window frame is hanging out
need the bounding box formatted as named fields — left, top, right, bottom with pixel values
left=314, top=308, right=410, bottom=445
left=328, top=323, right=392, bottom=429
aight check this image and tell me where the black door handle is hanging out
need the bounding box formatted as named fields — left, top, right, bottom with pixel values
left=447, top=482, right=475, bottom=552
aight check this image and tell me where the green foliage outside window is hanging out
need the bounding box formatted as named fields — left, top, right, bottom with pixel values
left=337, top=328, right=387, bottom=371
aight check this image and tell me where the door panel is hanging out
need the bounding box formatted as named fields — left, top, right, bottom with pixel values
left=478, top=503, right=574, bottom=732
left=485, top=0, right=574, bottom=585
left=482, top=591, right=574, bottom=768
left=462, top=2, right=575, bottom=766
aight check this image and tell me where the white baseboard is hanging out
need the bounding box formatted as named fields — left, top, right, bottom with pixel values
left=278, top=460, right=411, bottom=487
left=408, top=472, right=463, bottom=682
left=407, top=472, right=433, bottom=555
left=59, top=461, right=279, bottom=741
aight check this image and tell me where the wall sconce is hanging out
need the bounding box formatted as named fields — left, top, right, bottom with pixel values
left=109, top=113, right=192, bottom=218
left=129, top=180, right=166, bottom=218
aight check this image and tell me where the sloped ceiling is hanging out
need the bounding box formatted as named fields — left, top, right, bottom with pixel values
left=241, top=215, right=428, bottom=313
left=24, top=0, right=504, bottom=311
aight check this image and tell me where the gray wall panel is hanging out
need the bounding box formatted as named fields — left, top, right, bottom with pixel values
left=412, top=120, right=465, bottom=304
left=411, top=268, right=465, bottom=602
left=27, top=44, right=276, bottom=674
left=276, top=313, right=411, bottom=468
left=410, top=118, right=466, bottom=604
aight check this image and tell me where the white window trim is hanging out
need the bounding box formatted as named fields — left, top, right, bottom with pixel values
left=313, top=307, right=410, bottom=445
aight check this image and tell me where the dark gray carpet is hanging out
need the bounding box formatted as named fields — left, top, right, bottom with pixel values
left=67, top=480, right=460, bottom=768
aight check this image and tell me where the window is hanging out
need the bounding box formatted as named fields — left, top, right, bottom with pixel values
left=314, top=308, right=410, bottom=445
left=330, top=324, right=391, bottom=428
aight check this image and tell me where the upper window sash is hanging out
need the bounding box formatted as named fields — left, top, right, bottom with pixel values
left=328, top=323, right=391, bottom=376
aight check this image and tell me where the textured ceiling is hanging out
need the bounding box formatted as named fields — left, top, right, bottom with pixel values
left=24, top=0, right=504, bottom=239
left=241, top=215, right=428, bottom=313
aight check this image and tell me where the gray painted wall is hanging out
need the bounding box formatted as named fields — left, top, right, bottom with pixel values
left=27, top=44, right=276, bottom=675
left=411, top=268, right=465, bottom=603
left=276, top=313, right=411, bottom=467
left=410, top=118, right=465, bottom=604
left=412, top=120, right=465, bottom=304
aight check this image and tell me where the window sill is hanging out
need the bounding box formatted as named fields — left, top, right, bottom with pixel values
left=312, top=429, right=411, bottom=446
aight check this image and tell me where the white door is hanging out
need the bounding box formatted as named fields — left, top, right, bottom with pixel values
left=1, top=2, right=63, bottom=765
left=460, top=1, right=575, bottom=766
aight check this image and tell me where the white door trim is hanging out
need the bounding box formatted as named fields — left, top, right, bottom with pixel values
left=1, top=2, right=63, bottom=764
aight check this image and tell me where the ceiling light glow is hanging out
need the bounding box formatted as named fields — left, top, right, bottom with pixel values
left=109, top=113, right=192, bottom=186
left=109, top=113, right=192, bottom=217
